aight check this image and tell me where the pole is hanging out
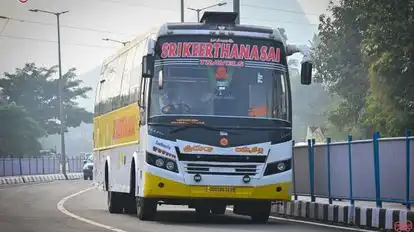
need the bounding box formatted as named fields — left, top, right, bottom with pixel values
left=197, top=10, right=200, bottom=23
left=57, top=13, right=67, bottom=179
left=233, top=0, right=240, bottom=24
left=180, top=0, right=184, bottom=22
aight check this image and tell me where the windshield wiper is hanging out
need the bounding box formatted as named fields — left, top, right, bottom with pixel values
left=170, top=123, right=238, bottom=135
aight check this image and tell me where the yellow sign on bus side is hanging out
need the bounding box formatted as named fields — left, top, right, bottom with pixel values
left=93, top=104, right=140, bottom=150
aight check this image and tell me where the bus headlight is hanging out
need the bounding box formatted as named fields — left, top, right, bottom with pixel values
left=155, top=158, right=165, bottom=167
left=277, top=162, right=286, bottom=171
left=146, top=152, right=179, bottom=173
left=166, top=161, right=175, bottom=171
left=263, top=159, right=291, bottom=176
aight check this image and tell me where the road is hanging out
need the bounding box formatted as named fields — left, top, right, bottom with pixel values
left=0, top=180, right=364, bottom=232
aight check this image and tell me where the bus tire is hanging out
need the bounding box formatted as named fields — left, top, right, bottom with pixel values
left=211, top=204, right=226, bottom=215
left=107, top=191, right=123, bottom=214
left=250, top=201, right=271, bottom=223
left=136, top=197, right=157, bottom=221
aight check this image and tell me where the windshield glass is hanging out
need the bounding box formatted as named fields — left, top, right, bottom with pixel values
left=149, top=35, right=290, bottom=122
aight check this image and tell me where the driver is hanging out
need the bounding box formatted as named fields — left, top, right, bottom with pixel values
left=158, top=82, right=187, bottom=113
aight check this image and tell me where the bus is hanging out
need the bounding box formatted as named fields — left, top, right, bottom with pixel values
left=93, top=11, right=312, bottom=223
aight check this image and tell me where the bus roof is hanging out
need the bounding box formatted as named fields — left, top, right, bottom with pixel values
left=101, top=27, right=158, bottom=68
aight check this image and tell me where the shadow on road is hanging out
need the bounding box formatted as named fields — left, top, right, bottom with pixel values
left=126, top=209, right=285, bottom=227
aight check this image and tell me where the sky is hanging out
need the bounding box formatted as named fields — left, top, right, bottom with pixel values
left=0, top=0, right=332, bottom=78
left=0, top=0, right=334, bottom=155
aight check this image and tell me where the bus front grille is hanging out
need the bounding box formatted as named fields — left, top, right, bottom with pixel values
left=183, top=163, right=262, bottom=176
left=175, top=147, right=268, bottom=163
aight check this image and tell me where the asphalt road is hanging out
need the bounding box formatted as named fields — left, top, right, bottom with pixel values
left=0, top=180, right=360, bottom=232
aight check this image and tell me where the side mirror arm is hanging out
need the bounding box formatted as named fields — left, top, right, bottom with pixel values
left=286, top=44, right=312, bottom=64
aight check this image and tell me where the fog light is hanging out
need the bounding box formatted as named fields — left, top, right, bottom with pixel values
left=194, top=174, right=202, bottom=182
left=242, top=175, right=250, bottom=183
left=277, top=162, right=286, bottom=171
left=276, top=186, right=282, bottom=192
left=155, top=158, right=164, bottom=167
left=166, top=161, right=175, bottom=171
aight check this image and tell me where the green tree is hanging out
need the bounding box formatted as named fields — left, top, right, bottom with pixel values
left=0, top=104, right=44, bottom=157
left=311, top=1, right=370, bottom=135
left=0, top=63, right=93, bottom=135
left=283, top=30, right=332, bottom=141
left=358, top=0, right=414, bottom=136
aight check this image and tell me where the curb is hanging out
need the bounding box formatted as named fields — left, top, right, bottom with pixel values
left=272, top=200, right=414, bottom=230
left=0, top=173, right=83, bottom=185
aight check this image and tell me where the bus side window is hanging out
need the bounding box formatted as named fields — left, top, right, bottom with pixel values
left=129, top=40, right=144, bottom=105
left=95, top=67, right=104, bottom=116
left=120, top=47, right=137, bottom=107
left=111, top=53, right=128, bottom=111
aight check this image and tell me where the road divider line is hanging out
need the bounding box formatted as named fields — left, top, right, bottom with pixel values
left=57, top=186, right=129, bottom=232
left=225, top=207, right=372, bottom=231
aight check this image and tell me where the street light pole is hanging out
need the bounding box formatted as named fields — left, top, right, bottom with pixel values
left=197, top=10, right=200, bottom=22
left=233, top=0, right=240, bottom=24
left=188, top=2, right=227, bottom=22
left=180, top=0, right=184, bottom=22
left=29, top=9, right=69, bottom=179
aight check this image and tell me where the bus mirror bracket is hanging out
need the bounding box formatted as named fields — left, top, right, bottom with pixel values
left=158, top=69, right=164, bottom=90
left=142, top=54, right=155, bottom=78
left=286, top=44, right=312, bottom=85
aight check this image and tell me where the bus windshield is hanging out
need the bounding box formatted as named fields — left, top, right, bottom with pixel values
left=149, top=35, right=290, bottom=122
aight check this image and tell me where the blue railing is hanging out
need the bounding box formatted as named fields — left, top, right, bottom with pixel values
left=292, top=130, right=413, bottom=210
left=0, top=156, right=84, bottom=177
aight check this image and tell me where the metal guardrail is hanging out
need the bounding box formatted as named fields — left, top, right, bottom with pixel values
left=0, top=156, right=84, bottom=177
left=2, top=131, right=412, bottom=211
left=292, top=129, right=413, bottom=210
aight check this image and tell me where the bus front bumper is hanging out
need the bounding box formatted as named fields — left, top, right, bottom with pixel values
left=143, top=172, right=291, bottom=201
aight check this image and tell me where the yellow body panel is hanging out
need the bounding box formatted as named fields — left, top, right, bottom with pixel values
left=93, top=104, right=140, bottom=150
left=143, top=172, right=291, bottom=201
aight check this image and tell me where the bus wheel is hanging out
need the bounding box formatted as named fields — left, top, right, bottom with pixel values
left=107, top=191, right=123, bottom=214
left=211, top=204, right=226, bottom=215
left=136, top=197, right=157, bottom=221
left=250, top=201, right=271, bottom=223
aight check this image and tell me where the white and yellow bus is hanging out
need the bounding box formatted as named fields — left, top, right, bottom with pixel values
left=93, top=11, right=312, bottom=223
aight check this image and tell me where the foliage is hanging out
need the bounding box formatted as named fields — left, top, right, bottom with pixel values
left=0, top=63, right=93, bottom=135
left=284, top=31, right=332, bottom=141
left=311, top=1, right=370, bottom=134
left=312, top=0, right=414, bottom=137
left=358, top=0, right=414, bottom=136
left=0, top=104, right=44, bottom=157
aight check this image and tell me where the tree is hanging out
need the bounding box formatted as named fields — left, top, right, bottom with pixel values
left=311, top=1, right=370, bottom=134
left=281, top=28, right=332, bottom=141
left=358, top=0, right=414, bottom=136
left=0, top=104, right=44, bottom=157
left=0, top=63, right=93, bottom=135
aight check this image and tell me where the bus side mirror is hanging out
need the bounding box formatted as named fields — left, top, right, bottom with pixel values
left=301, top=62, right=312, bottom=85
left=142, top=54, right=155, bottom=78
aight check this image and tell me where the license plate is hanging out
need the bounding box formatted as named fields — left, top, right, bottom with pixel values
left=206, top=186, right=236, bottom=193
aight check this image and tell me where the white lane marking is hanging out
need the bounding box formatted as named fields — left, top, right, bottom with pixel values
left=225, top=207, right=373, bottom=232
left=57, top=186, right=129, bottom=232
left=56, top=188, right=374, bottom=232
